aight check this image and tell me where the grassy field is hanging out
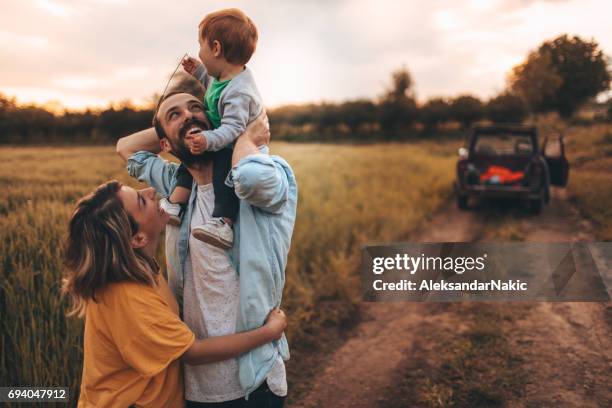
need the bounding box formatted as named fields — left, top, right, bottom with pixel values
left=0, top=141, right=457, bottom=397
left=563, top=123, right=612, bottom=240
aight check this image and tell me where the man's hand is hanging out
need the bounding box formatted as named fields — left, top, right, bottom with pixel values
left=231, top=111, right=271, bottom=166
left=182, top=56, right=203, bottom=76
left=263, top=308, right=287, bottom=341
left=186, top=132, right=207, bottom=155
left=244, top=111, right=271, bottom=147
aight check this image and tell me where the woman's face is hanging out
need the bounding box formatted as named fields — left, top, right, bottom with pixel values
left=117, top=186, right=169, bottom=243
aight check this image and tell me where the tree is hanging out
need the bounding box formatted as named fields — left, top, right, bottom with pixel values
left=486, top=93, right=528, bottom=123
left=419, top=97, right=451, bottom=131
left=338, top=100, right=379, bottom=134
left=449, top=95, right=484, bottom=129
left=385, top=67, right=415, bottom=100
left=509, top=50, right=561, bottom=114
left=379, top=98, right=417, bottom=134
left=379, top=67, right=418, bottom=134
left=509, top=34, right=610, bottom=118
left=313, top=103, right=343, bottom=133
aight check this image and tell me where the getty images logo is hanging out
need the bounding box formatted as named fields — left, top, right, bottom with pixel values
left=372, top=253, right=488, bottom=275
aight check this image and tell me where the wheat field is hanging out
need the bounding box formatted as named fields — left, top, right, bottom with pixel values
left=0, top=141, right=457, bottom=397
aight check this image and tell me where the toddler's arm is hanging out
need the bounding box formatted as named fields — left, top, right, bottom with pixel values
left=201, top=93, right=255, bottom=152
left=185, top=95, right=254, bottom=155
left=182, top=56, right=210, bottom=89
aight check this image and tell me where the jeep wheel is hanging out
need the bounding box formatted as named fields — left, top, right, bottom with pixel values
left=528, top=194, right=543, bottom=214
left=544, top=184, right=550, bottom=204
left=457, top=194, right=469, bottom=210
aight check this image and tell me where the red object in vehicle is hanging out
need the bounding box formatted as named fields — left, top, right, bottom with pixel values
left=455, top=125, right=570, bottom=214
left=479, top=165, right=524, bottom=184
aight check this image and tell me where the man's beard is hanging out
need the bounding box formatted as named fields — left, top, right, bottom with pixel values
left=169, top=117, right=213, bottom=167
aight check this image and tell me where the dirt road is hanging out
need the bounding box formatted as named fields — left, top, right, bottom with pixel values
left=288, top=189, right=611, bottom=408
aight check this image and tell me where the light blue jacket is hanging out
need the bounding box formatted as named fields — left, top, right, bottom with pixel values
left=127, top=151, right=297, bottom=397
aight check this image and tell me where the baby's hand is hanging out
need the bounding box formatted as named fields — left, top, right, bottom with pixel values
left=182, top=56, right=203, bottom=75
left=185, top=132, right=207, bottom=155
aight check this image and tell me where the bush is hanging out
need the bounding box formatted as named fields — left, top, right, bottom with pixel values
left=486, top=93, right=528, bottom=123
left=449, top=95, right=484, bottom=129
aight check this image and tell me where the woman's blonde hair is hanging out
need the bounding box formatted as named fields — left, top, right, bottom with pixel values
left=62, top=180, right=158, bottom=317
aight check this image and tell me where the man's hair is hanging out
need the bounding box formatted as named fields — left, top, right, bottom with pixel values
left=62, top=180, right=158, bottom=317
left=153, top=71, right=206, bottom=139
left=199, top=8, right=258, bottom=65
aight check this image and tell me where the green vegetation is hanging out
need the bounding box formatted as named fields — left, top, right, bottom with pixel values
left=510, top=35, right=610, bottom=118
left=379, top=304, right=530, bottom=408
left=563, top=124, right=612, bottom=239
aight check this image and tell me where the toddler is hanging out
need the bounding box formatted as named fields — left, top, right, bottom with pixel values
left=160, top=8, right=266, bottom=250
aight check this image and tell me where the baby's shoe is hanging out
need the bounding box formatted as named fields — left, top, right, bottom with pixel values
left=191, top=218, right=233, bottom=249
left=160, top=197, right=182, bottom=226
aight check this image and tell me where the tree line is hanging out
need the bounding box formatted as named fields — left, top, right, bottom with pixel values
left=0, top=97, right=154, bottom=144
left=268, top=92, right=534, bottom=140
left=270, top=34, right=609, bottom=140
left=1, top=34, right=609, bottom=145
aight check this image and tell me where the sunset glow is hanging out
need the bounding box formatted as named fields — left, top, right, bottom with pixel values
left=1, top=0, right=610, bottom=110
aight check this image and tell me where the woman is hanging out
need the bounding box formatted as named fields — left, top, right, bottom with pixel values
left=62, top=180, right=287, bottom=407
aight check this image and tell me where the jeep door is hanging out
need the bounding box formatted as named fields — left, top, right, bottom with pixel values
left=542, top=135, right=569, bottom=186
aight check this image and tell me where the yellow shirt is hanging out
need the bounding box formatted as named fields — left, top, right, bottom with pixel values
left=78, top=274, right=195, bottom=407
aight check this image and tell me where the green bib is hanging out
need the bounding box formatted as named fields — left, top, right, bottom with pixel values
left=205, top=78, right=231, bottom=129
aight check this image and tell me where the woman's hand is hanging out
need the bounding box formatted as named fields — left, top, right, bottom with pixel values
left=182, top=308, right=288, bottom=365
left=244, top=111, right=271, bottom=147
left=264, top=308, right=287, bottom=341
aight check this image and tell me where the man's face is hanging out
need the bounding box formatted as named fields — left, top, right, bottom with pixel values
left=156, top=93, right=211, bottom=165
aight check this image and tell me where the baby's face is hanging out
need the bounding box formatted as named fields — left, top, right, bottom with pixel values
left=198, top=35, right=220, bottom=77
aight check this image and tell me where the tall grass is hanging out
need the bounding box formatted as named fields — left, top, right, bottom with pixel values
left=0, top=142, right=457, bottom=397
left=563, top=124, right=612, bottom=240
left=522, top=118, right=612, bottom=239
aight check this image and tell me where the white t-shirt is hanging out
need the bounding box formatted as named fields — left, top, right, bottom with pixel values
left=183, top=183, right=287, bottom=403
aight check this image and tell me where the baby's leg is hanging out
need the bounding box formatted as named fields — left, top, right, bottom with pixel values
left=211, top=148, right=239, bottom=222
left=191, top=148, right=237, bottom=249
left=169, top=186, right=191, bottom=205
left=161, top=163, right=192, bottom=226
left=171, top=164, right=193, bottom=204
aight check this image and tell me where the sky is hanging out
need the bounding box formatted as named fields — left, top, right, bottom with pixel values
left=0, top=0, right=610, bottom=110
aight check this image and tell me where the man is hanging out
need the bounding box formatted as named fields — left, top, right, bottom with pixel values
left=116, top=72, right=297, bottom=407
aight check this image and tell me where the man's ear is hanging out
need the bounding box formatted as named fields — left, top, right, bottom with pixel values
left=212, top=40, right=222, bottom=57
left=160, top=138, right=171, bottom=153
left=130, top=231, right=149, bottom=249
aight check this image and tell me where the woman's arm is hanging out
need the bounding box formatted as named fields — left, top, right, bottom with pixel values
left=116, top=127, right=161, bottom=162
left=180, top=308, right=286, bottom=365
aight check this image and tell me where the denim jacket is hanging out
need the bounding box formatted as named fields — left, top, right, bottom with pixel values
left=127, top=151, right=297, bottom=397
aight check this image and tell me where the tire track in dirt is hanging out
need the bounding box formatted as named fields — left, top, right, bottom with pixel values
left=289, top=189, right=611, bottom=408
left=288, top=206, right=481, bottom=408
left=504, top=188, right=612, bottom=408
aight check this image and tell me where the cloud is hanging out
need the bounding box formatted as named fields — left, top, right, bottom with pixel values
left=0, top=0, right=609, bottom=109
